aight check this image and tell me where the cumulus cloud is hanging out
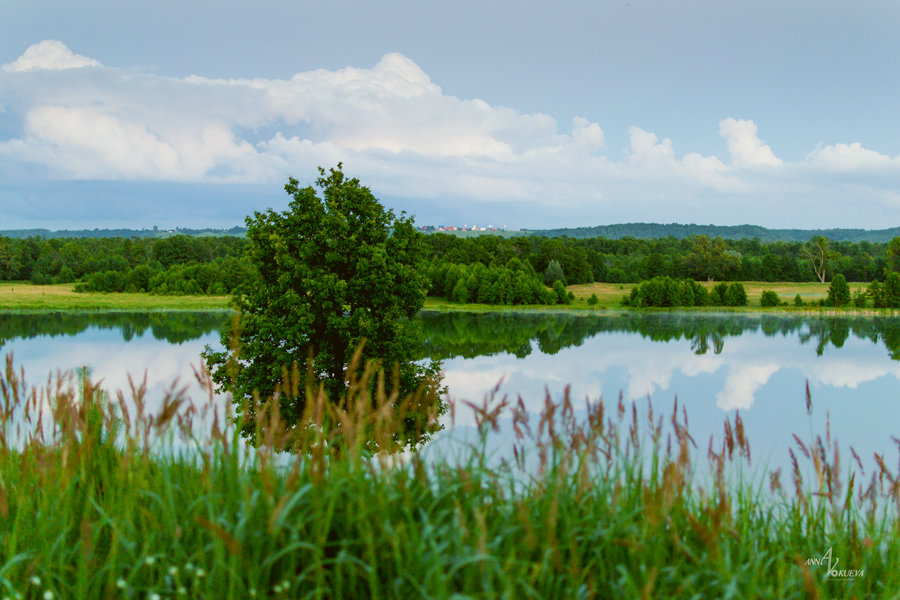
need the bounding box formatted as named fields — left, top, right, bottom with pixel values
left=718, top=117, right=782, bottom=167
left=2, top=40, right=101, bottom=72
left=1, top=40, right=900, bottom=227
left=716, top=363, right=780, bottom=410
left=806, top=142, right=897, bottom=172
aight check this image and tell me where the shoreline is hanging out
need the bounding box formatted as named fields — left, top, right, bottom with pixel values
left=2, top=281, right=897, bottom=317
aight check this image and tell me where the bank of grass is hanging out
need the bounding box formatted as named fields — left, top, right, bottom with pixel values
left=567, top=281, right=841, bottom=307
left=428, top=281, right=844, bottom=312
left=0, top=282, right=230, bottom=311
left=1, top=355, right=898, bottom=598
left=0, top=281, right=880, bottom=314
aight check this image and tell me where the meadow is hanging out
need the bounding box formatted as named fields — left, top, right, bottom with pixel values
left=0, top=355, right=897, bottom=598
left=0, top=282, right=230, bottom=311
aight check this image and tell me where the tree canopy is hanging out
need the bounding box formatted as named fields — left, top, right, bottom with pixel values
left=203, top=165, right=443, bottom=449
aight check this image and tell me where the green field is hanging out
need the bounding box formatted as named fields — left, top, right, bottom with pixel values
left=0, top=281, right=885, bottom=314
left=0, top=282, right=231, bottom=311
left=568, top=281, right=842, bottom=307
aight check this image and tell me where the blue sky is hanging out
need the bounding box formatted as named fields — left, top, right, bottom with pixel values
left=1, top=0, right=899, bottom=230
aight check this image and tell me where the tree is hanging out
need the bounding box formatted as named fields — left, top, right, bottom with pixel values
left=802, top=236, right=834, bottom=283
left=826, top=273, right=851, bottom=307
left=886, top=237, right=900, bottom=274
left=552, top=280, right=569, bottom=304
left=544, top=259, right=566, bottom=286
left=203, top=165, right=443, bottom=448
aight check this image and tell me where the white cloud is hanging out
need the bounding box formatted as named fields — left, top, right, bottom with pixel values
left=1, top=41, right=900, bottom=227
left=2, top=40, right=101, bottom=72
left=716, top=363, right=779, bottom=410
left=806, top=142, right=897, bottom=172
left=718, top=117, right=782, bottom=167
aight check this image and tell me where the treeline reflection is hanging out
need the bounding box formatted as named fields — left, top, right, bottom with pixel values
left=0, top=311, right=229, bottom=347
left=2, top=310, right=900, bottom=363
left=418, top=311, right=900, bottom=361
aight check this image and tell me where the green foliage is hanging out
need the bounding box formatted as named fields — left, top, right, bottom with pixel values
left=427, top=259, right=552, bottom=305
left=853, top=288, right=868, bottom=308
left=543, top=258, right=566, bottom=286
left=203, top=165, right=443, bottom=448
left=587, top=293, right=599, bottom=306
left=723, top=282, right=748, bottom=306
left=794, top=293, right=804, bottom=307
left=625, top=276, right=708, bottom=308
left=826, top=273, right=851, bottom=307
left=886, top=236, right=900, bottom=273
left=552, top=280, right=569, bottom=304
left=869, top=272, right=900, bottom=308
left=627, top=277, right=747, bottom=308
left=759, top=290, right=781, bottom=307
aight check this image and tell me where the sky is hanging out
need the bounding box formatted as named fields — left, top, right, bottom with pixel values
left=1, top=0, right=899, bottom=230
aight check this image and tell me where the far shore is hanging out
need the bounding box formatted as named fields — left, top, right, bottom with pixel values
left=1, top=280, right=894, bottom=316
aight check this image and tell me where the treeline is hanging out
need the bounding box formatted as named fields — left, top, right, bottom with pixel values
left=623, top=277, right=748, bottom=308
left=422, top=233, right=895, bottom=286
left=3, top=231, right=900, bottom=305
left=423, top=259, right=571, bottom=305
left=0, top=226, right=246, bottom=239
left=0, top=235, right=253, bottom=295
left=525, top=223, right=900, bottom=243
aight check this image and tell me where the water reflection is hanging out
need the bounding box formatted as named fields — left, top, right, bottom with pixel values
left=418, top=311, right=900, bottom=362
left=0, top=311, right=229, bottom=347
left=418, top=311, right=900, bottom=475
left=2, top=310, right=900, bottom=474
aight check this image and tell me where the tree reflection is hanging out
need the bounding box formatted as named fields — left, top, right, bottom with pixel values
left=4, top=309, right=900, bottom=364
left=419, top=311, right=900, bottom=362
left=0, top=311, right=229, bottom=349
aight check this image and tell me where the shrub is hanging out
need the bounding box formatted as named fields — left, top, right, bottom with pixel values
left=826, top=273, right=851, bottom=307
left=552, top=280, right=569, bottom=304
left=760, top=290, right=780, bottom=307
left=794, top=294, right=804, bottom=307
left=722, top=283, right=748, bottom=307
left=587, top=293, right=599, bottom=306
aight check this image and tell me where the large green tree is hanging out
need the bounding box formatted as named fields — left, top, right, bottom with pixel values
left=204, top=165, right=443, bottom=448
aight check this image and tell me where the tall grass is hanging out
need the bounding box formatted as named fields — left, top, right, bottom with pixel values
left=0, top=353, right=898, bottom=598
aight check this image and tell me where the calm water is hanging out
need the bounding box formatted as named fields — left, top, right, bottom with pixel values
left=2, top=310, right=900, bottom=473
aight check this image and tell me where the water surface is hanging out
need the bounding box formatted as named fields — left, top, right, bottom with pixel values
left=3, top=310, right=899, bottom=474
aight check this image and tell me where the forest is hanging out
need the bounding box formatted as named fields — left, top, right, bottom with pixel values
left=1, top=231, right=899, bottom=305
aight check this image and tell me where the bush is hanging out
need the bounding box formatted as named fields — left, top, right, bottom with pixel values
left=552, top=280, right=569, bottom=304
left=723, top=283, right=748, bottom=307
left=760, top=290, right=780, bottom=307
left=794, top=294, right=804, bottom=307
left=587, top=293, right=599, bottom=306
left=826, top=273, right=851, bottom=307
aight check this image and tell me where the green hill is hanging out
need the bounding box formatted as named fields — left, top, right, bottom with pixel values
left=523, top=223, right=900, bottom=242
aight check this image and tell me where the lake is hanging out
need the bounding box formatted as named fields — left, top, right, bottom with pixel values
left=2, top=310, right=899, bottom=476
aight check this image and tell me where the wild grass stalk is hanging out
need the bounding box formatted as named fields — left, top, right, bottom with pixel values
left=0, top=352, right=897, bottom=598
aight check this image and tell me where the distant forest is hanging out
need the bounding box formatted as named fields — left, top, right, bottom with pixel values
left=2, top=228, right=899, bottom=302
left=521, top=223, right=900, bottom=243
left=4, top=222, right=900, bottom=243
left=0, top=226, right=247, bottom=239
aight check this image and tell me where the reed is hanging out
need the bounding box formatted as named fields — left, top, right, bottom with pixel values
left=0, top=352, right=896, bottom=598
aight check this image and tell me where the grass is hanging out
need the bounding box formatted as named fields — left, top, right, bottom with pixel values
left=567, top=281, right=842, bottom=307
left=0, top=281, right=883, bottom=315
left=428, top=280, right=883, bottom=313
left=0, top=353, right=898, bottom=598
left=0, top=282, right=230, bottom=311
